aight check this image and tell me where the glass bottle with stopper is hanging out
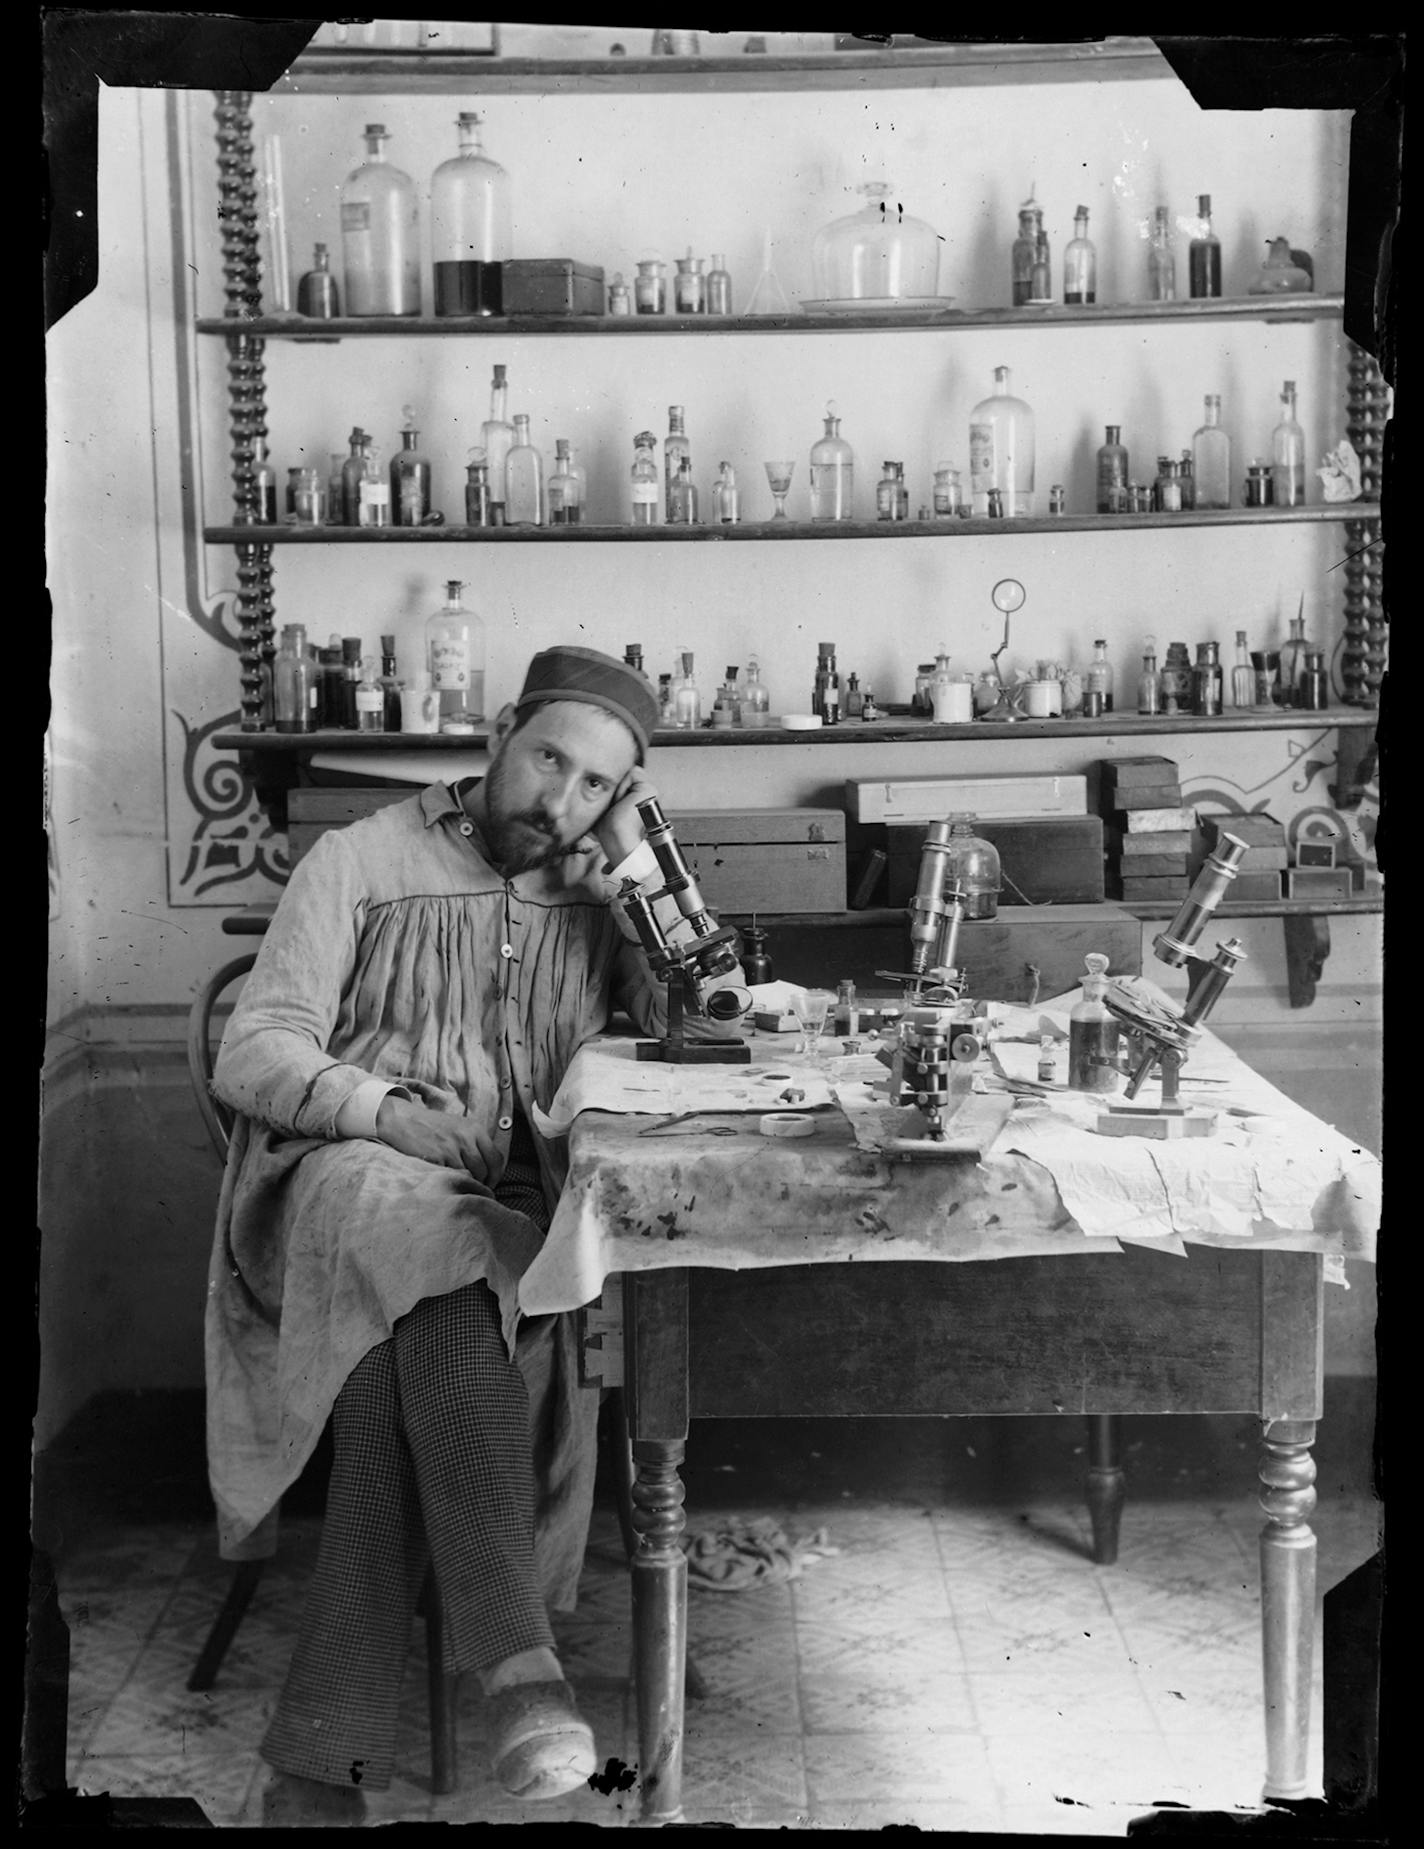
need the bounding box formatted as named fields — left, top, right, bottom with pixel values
left=1068, top=954, right=1121, bottom=1093
left=430, top=111, right=511, bottom=317
left=390, top=406, right=432, bottom=526
left=711, top=462, right=740, bottom=524
left=481, top=366, right=514, bottom=523
left=1011, top=192, right=1042, bottom=306
left=296, top=242, right=339, bottom=317
left=969, top=365, right=1035, bottom=516
left=341, top=123, right=420, bottom=316
left=1063, top=206, right=1097, bottom=305
left=809, top=402, right=854, bottom=522
left=426, top=579, right=485, bottom=729
left=629, top=430, right=659, bottom=525
left=741, top=655, right=770, bottom=727
left=1271, top=380, right=1306, bottom=508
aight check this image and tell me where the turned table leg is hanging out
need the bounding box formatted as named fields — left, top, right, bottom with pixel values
left=631, top=1438, right=688, bottom=1825
left=1259, top=1418, right=1318, bottom=1800
left=1085, top=1414, right=1126, bottom=1565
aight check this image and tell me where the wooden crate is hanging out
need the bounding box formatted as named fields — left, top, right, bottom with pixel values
left=886, top=815, right=1106, bottom=907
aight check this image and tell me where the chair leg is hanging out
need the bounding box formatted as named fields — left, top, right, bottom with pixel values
left=187, top=1558, right=266, bottom=1692
left=422, top=1570, right=459, bottom=1796
left=1085, top=1414, right=1127, bottom=1566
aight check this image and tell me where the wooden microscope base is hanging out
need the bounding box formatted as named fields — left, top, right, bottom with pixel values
left=1097, top=1105, right=1219, bottom=1139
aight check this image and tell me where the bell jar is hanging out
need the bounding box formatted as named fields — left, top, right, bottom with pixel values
left=945, top=815, right=1002, bottom=921
left=811, top=181, right=941, bottom=301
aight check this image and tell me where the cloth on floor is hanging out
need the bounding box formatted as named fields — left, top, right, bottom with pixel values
left=681, top=1515, right=839, bottom=1591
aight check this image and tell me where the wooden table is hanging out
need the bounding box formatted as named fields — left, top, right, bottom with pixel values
left=559, top=1105, right=1332, bottom=1825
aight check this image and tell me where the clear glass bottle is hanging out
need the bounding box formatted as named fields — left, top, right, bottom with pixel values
left=1192, top=641, right=1224, bottom=716
left=809, top=401, right=855, bottom=521
left=1271, top=380, right=1306, bottom=508
left=1159, top=641, right=1193, bottom=715
left=1068, top=953, right=1121, bottom=1093
left=1192, top=394, right=1231, bottom=509
left=504, top=414, right=544, bottom=526
left=663, top=406, right=690, bottom=522
left=1178, top=449, right=1196, bottom=511
left=945, top=817, right=1002, bottom=920
left=814, top=643, right=841, bottom=725
left=1189, top=192, right=1222, bottom=299
left=973, top=669, right=1000, bottom=716
left=741, top=655, right=770, bottom=727
left=844, top=671, right=864, bottom=718
left=673, top=251, right=705, bottom=314
left=356, top=654, right=385, bottom=732
left=273, top=623, right=318, bottom=733
left=876, top=461, right=908, bottom=522
left=547, top=439, right=583, bottom=525
left=669, top=454, right=699, bottom=524
left=340, top=123, right=420, bottom=316
left=379, top=634, right=402, bottom=731
left=833, top=978, right=859, bottom=1037
left=607, top=271, right=630, bottom=315
left=426, top=579, right=486, bottom=727
left=1029, top=226, right=1051, bottom=303
left=706, top=253, right=733, bottom=315
left=1299, top=650, right=1329, bottom=712
left=358, top=443, right=390, bottom=526
left=1278, top=607, right=1316, bottom=707
left=711, top=668, right=739, bottom=727
left=811, top=179, right=941, bottom=301
left=630, top=429, right=660, bottom=525
left=932, top=463, right=964, bottom=517
left=861, top=686, right=880, bottom=721
left=465, top=448, right=491, bottom=526
left=1160, top=459, right=1184, bottom=513
left=1147, top=205, right=1176, bottom=302
left=1011, top=198, right=1039, bottom=306
left=1137, top=635, right=1161, bottom=715
left=326, top=450, right=346, bottom=525
left=250, top=443, right=277, bottom=524
left=712, top=461, right=740, bottom=524
left=673, top=651, right=701, bottom=728
left=390, top=405, right=432, bottom=525
left=634, top=258, right=667, bottom=315
left=1230, top=630, right=1255, bottom=709
left=969, top=365, right=1035, bottom=517
left=657, top=672, right=675, bottom=726
left=481, top=366, right=515, bottom=523
left=1096, top=425, right=1130, bottom=514
left=430, top=111, right=511, bottom=317
left=1086, top=638, right=1115, bottom=712
left=1063, top=205, right=1097, bottom=305
left=296, top=242, right=340, bottom=318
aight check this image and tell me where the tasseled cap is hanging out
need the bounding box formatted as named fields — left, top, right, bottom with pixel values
left=514, top=645, right=660, bottom=761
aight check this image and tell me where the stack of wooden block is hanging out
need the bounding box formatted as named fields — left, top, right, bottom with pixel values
left=1101, top=756, right=1193, bottom=902
left=1200, top=811, right=1288, bottom=901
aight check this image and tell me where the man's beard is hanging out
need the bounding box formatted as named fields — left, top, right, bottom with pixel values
left=482, top=756, right=586, bottom=874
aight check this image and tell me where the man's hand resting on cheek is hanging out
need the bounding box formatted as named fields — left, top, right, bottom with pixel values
left=592, top=764, right=658, bottom=869
left=375, top=1095, right=499, bottom=1182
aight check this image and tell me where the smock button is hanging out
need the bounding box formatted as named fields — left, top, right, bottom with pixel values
left=498, top=1114, right=513, bottom=1131
left=500, top=943, right=514, bottom=959
left=458, top=820, right=473, bottom=837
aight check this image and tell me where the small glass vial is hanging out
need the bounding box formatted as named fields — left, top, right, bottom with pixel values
left=1137, top=636, right=1162, bottom=715
left=669, top=455, right=699, bottom=524
left=1049, top=485, right=1066, bottom=516
left=706, top=253, right=733, bottom=315
left=1063, top=205, right=1097, bottom=305
left=1230, top=630, right=1255, bottom=709
left=292, top=466, right=325, bottom=525
left=1086, top=639, right=1115, bottom=713
left=356, top=654, right=386, bottom=732
left=712, top=461, right=740, bottom=524
left=673, top=651, right=701, bottom=728
left=465, top=449, right=492, bottom=526
left=251, top=444, right=278, bottom=524
left=932, top=463, right=963, bottom=517
left=861, top=687, right=880, bottom=721
left=1068, top=954, right=1121, bottom=1093
left=876, top=461, right=908, bottom=522
left=390, top=406, right=432, bottom=526
left=741, top=656, right=770, bottom=727
left=711, top=669, right=739, bottom=728
left=1298, top=650, right=1329, bottom=712
left=357, top=443, right=391, bottom=527
left=630, top=429, right=660, bottom=526
left=674, top=252, right=706, bottom=314
left=1147, top=205, right=1176, bottom=302
left=1178, top=450, right=1196, bottom=511
left=1159, top=642, right=1193, bottom=715
left=296, top=241, right=340, bottom=317
left=547, top=439, right=583, bottom=525
left=657, top=673, right=675, bottom=726
left=1192, top=640, right=1224, bottom=716
left=1037, top=1034, right=1057, bottom=1084
left=607, top=271, right=630, bottom=315
left=833, top=978, right=859, bottom=1037
left=634, top=258, right=667, bottom=314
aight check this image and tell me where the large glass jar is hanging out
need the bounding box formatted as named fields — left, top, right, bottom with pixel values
left=430, top=112, right=511, bottom=317
left=811, top=181, right=941, bottom=301
left=945, top=816, right=1002, bottom=921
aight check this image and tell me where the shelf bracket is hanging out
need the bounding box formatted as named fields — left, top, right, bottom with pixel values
left=1282, top=911, right=1331, bottom=1010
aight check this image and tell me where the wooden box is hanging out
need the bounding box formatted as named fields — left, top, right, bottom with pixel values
left=673, top=810, right=847, bottom=915
left=886, top=815, right=1106, bottom=908
left=501, top=258, right=606, bottom=315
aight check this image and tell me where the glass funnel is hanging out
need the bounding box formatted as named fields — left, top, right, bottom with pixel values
left=811, top=181, right=941, bottom=301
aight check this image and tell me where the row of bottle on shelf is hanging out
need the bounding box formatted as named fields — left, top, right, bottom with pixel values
left=267, top=584, right=1329, bottom=737
left=289, top=115, right=1314, bottom=321
left=244, top=369, right=1317, bottom=530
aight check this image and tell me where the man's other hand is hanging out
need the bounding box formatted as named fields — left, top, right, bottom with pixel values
left=593, top=764, right=658, bottom=868
left=374, top=1095, right=498, bottom=1181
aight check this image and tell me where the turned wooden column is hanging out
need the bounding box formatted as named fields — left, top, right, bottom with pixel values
left=1084, top=1413, right=1125, bottom=1565
left=1340, top=342, right=1388, bottom=709
left=1259, top=1417, right=1318, bottom=1800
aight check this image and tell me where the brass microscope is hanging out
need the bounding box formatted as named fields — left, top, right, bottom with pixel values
left=618, top=794, right=752, bottom=1064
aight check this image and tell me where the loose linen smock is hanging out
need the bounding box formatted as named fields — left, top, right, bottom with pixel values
left=204, top=779, right=682, bottom=1608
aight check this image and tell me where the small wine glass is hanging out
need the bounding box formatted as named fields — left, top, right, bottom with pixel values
left=764, top=460, right=796, bottom=521
left=790, top=987, right=834, bottom=1061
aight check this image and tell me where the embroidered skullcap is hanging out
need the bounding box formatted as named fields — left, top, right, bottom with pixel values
left=515, top=645, right=660, bottom=760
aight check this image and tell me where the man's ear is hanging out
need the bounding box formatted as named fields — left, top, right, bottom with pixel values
left=489, top=702, right=518, bottom=746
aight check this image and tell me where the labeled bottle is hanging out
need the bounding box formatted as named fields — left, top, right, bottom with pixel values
left=426, top=579, right=486, bottom=727
left=1086, top=638, right=1115, bottom=713
left=547, top=439, right=583, bottom=525
left=1278, top=607, right=1315, bottom=707
left=844, top=671, right=864, bottom=719
left=356, top=654, right=386, bottom=731
left=932, top=463, right=964, bottom=517
left=464, top=448, right=492, bottom=526
left=813, top=642, right=841, bottom=725
left=1192, top=394, right=1231, bottom=509
left=1137, top=635, right=1162, bottom=715
left=1159, top=458, right=1183, bottom=514
left=390, top=406, right=432, bottom=525
left=669, top=454, right=699, bottom=524
left=1191, top=640, right=1223, bottom=716
left=505, top=414, right=545, bottom=525
left=1271, top=380, right=1306, bottom=508
left=379, top=634, right=402, bottom=731
left=1159, top=641, right=1192, bottom=715
left=969, top=366, right=1035, bottom=517
left=630, top=430, right=660, bottom=525
left=875, top=460, right=908, bottom=522
left=481, top=365, right=515, bottom=524
left=1230, top=630, right=1255, bottom=709
left=1029, top=225, right=1051, bottom=303
left=273, top=624, right=318, bottom=733
left=741, top=655, right=770, bottom=727
left=1299, top=650, right=1329, bottom=712
left=296, top=242, right=340, bottom=318
left=340, top=637, right=363, bottom=728
left=1068, top=953, right=1121, bottom=1093
left=1147, top=205, right=1176, bottom=302
left=673, top=651, right=701, bottom=728
left=706, top=253, right=733, bottom=315
left=1011, top=197, right=1040, bottom=306
left=673, top=250, right=705, bottom=314
left=251, top=443, right=277, bottom=524
left=810, top=401, right=855, bottom=522
left=634, top=258, right=667, bottom=315
left=712, top=461, right=740, bottom=524
left=340, top=123, right=420, bottom=316
left=1189, top=193, right=1222, bottom=299
left=358, top=443, right=391, bottom=526
left=663, top=406, right=690, bottom=521
left=1096, top=425, right=1130, bottom=514
left=430, top=110, right=511, bottom=317
left=1063, top=205, right=1097, bottom=305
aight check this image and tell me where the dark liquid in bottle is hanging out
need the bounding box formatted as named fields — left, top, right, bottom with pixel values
left=434, top=259, right=503, bottom=317
left=1189, top=244, right=1222, bottom=298
left=549, top=505, right=583, bottom=525
left=1064, top=290, right=1095, bottom=305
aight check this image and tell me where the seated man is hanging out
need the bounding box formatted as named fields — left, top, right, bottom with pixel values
left=204, top=645, right=741, bottom=1826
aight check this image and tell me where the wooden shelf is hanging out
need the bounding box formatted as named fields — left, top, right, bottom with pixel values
left=214, top=709, right=1377, bottom=756
left=197, top=296, right=1343, bottom=341
left=274, top=40, right=1172, bottom=96
left=207, top=504, right=1377, bottom=548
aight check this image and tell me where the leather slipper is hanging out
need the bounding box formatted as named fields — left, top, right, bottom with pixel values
left=487, top=1678, right=596, bottom=1800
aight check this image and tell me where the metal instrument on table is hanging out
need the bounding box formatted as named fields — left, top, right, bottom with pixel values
left=619, top=795, right=752, bottom=1064
left=1098, top=834, right=1249, bottom=1137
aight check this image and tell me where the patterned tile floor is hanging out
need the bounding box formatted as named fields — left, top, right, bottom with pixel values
left=42, top=1401, right=1381, bottom=1832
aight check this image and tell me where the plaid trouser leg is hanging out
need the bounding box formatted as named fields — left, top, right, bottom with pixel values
left=261, top=1279, right=554, bottom=1791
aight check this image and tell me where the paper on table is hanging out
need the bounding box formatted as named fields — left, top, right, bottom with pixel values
left=534, top=1037, right=837, bottom=1135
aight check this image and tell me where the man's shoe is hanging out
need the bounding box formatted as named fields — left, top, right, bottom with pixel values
left=487, top=1679, right=597, bottom=1800
left=261, top=1770, right=367, bottom=1827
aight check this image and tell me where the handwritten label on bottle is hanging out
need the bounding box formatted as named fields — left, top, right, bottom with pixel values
left=341, top=202, right=371, bottom=232
left=431, top=641, right=469, bottom=691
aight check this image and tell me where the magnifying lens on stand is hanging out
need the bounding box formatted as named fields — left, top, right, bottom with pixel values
left=984, top=578, right=1027, bottom=722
